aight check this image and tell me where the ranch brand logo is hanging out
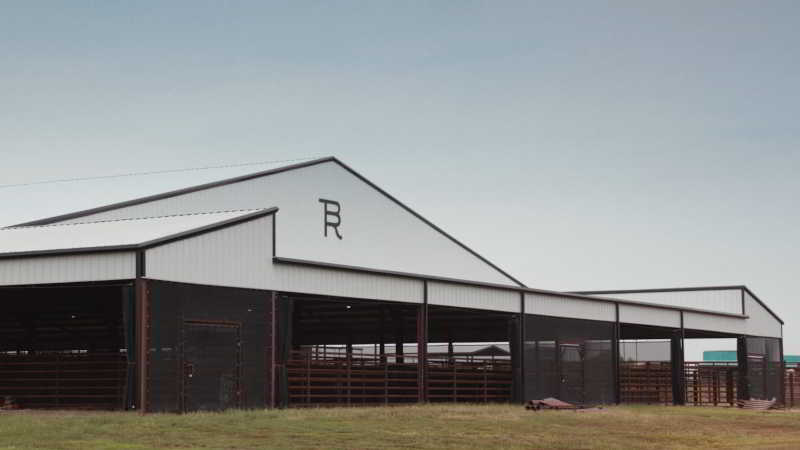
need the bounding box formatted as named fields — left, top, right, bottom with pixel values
left=318, top=198, right=342, bottom=239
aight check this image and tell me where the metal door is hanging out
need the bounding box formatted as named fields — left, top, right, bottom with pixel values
left=182, top=320, right=241, bottom=412
left=560, top=343, right=584, bottom=404
left=747, top=354, right=766, bottom=399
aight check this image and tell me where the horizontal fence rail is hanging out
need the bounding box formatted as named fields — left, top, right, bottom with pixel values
left=286, top=350, right=420, bottom=406
left=426, top=355, right=512, bottom=403
left=0, top=352, right=128, bottom=410
left=620, top=362, right=673, bottom=405
left=684, top=362, right=737, bottom=407
left=620, top=362, right=739, bottom=406
left=285, top=349, right=512, bottom=407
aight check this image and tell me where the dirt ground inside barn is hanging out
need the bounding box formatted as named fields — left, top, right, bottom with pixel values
left=1, top=404, right=799, bottom=449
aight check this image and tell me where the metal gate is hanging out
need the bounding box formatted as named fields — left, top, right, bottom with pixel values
left=559, top=343, right=584, bottom=404
left=747, top=354, right=766, bottom=400
left=182, top=320, right=241, bottom=412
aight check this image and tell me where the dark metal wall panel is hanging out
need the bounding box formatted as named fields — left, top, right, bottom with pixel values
left=739, top=336, right=783, bottom=403
left=523, top=315, right=615, bottom=405
left=144, top=280, right=272, bottom=413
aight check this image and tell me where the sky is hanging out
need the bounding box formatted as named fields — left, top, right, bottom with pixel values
left=1, top=2, right=798, bottom=359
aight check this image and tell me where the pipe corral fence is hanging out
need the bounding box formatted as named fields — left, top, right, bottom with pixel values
left=0, top=281, right=790, bottom=412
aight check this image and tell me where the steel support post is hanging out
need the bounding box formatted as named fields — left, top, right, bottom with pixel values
left=779, top=336, right=786, bottom=407
left=517, top=292, right=526, bottom=404
left=417, top=281, right=428, bottom=403
left=737, top=336, right=749, bottom=401
left=613, top=303, right=621, bottom=405
left=135, top=278, right=149, bottom=414
left=670, top=312, right=686, bottom=405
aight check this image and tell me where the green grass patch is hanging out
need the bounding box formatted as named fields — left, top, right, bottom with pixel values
left=1, top=404, right=799, bottom=449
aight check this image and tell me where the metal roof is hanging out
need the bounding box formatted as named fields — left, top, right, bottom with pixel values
left=13, top=157, right=525, bottom=287
left=0, top=209, right=276, bottom=258
left=572, top=286, right=783, bottom=325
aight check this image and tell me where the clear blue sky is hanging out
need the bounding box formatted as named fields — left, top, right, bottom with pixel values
left=1, top=2, right=798, bottom=358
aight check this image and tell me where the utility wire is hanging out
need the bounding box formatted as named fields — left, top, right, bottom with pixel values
left=0, top=156, right=323, bottom=189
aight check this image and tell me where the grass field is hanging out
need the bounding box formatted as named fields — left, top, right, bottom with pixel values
left=1, top=404, right=799, bottom=450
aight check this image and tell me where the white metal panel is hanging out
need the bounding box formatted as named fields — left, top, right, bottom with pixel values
left=744, top=293, right=782, bottom=338
left=583, top=289, right=742, bottom=315
left=146, top=215, right=272, bottom=290
left=618, top=304, right=681, bottom=328
left=146, top=214, right=424, bottom=303
left=683, top=311, right=745, bottom=335
left=524, top=293, right=616, bottom=322
left=0, top=252, right=135, bottom=286
left=54, top=161, right=518, bottom=286
left=0, top=210, right=263, bottom=255
left=428, top=282, right=519, bottom=313
left=272, top=264, right=424, bottom=304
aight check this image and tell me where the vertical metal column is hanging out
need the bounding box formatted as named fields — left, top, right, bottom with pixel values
left=670, top=312, right=686, bottom=405
left=737, top=336, right=749, bottom=401
left=613, top=303, right=621, bottom=405
left=417, top=281, right=429, bottom=403
left=555, top=338, right=562, bottom=400
left=268, top=291, right=277, bottom=409
left=518, top=292, right=526, bottom=404
left=779, top=336, right=785, bottom=407
left=681, top=311, right=686, bottom=405
left=135, top=278, right=150, bottom=414
left=670, top=334, right=685, bottom=405
left=394, top=305, right=404, bottom=365
left=379, top=306, right=386, bottom=364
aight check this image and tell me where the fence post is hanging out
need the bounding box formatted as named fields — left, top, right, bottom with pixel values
left=305, top=353, right=311, bottom=405
left=346, top=354, right=352, bottom=406
left=483, top=365, right=488, bottom=403
left=383, top=356, right=388, bottom=406
left=452, top=359, right=457, bottom=403
left=727, top=369, right=734, bottom=406
left=713, top=368, right=718, bottom=406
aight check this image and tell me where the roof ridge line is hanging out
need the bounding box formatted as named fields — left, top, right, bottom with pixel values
left=3, top=208, right=268, bottom=230
left=13, top=157, right=335, bottom=227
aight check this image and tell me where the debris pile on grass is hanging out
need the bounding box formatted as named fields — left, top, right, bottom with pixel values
left=1, top=396, right=21, bottom=410
left=737, top=398, right=777, bottom=411
left=525, top=398, right=577, bottom=411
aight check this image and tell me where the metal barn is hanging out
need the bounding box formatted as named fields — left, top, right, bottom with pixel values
left=0, top=158, right=785, bottom=412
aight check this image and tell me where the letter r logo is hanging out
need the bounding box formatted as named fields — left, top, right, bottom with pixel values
left=318, top=199, right=342, bottom=240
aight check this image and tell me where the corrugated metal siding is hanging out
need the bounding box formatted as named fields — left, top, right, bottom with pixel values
left=146, top=214, right=424, bottom=303
left=585, top=289, right=742, bottom=315
left=272, top=264, right=424, bottom=303
left=744, top=293, right=782, bottom=338
left=146, top=215, right=272, bottom=290
left=0, top=252, right=135, bottom=286
left=524, top=293, right=616, bottom=322
left=428, top=282, right=519, bottom=313
left=683, top=311, right=745, bottom=335
left=0, top=210, right=262, bottom=255
left=618, top=304, right=681, bottom=328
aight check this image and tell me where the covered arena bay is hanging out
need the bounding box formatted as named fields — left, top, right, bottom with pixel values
left=0, top=158, right=787, bottom=412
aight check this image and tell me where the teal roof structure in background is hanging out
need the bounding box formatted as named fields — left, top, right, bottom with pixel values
left=703, top=351, right=737, bottom=362
left=703, top=350, right=800, bottom=363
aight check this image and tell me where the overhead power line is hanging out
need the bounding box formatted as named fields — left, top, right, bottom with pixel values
left=0, top=156, right=322, bottom=190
